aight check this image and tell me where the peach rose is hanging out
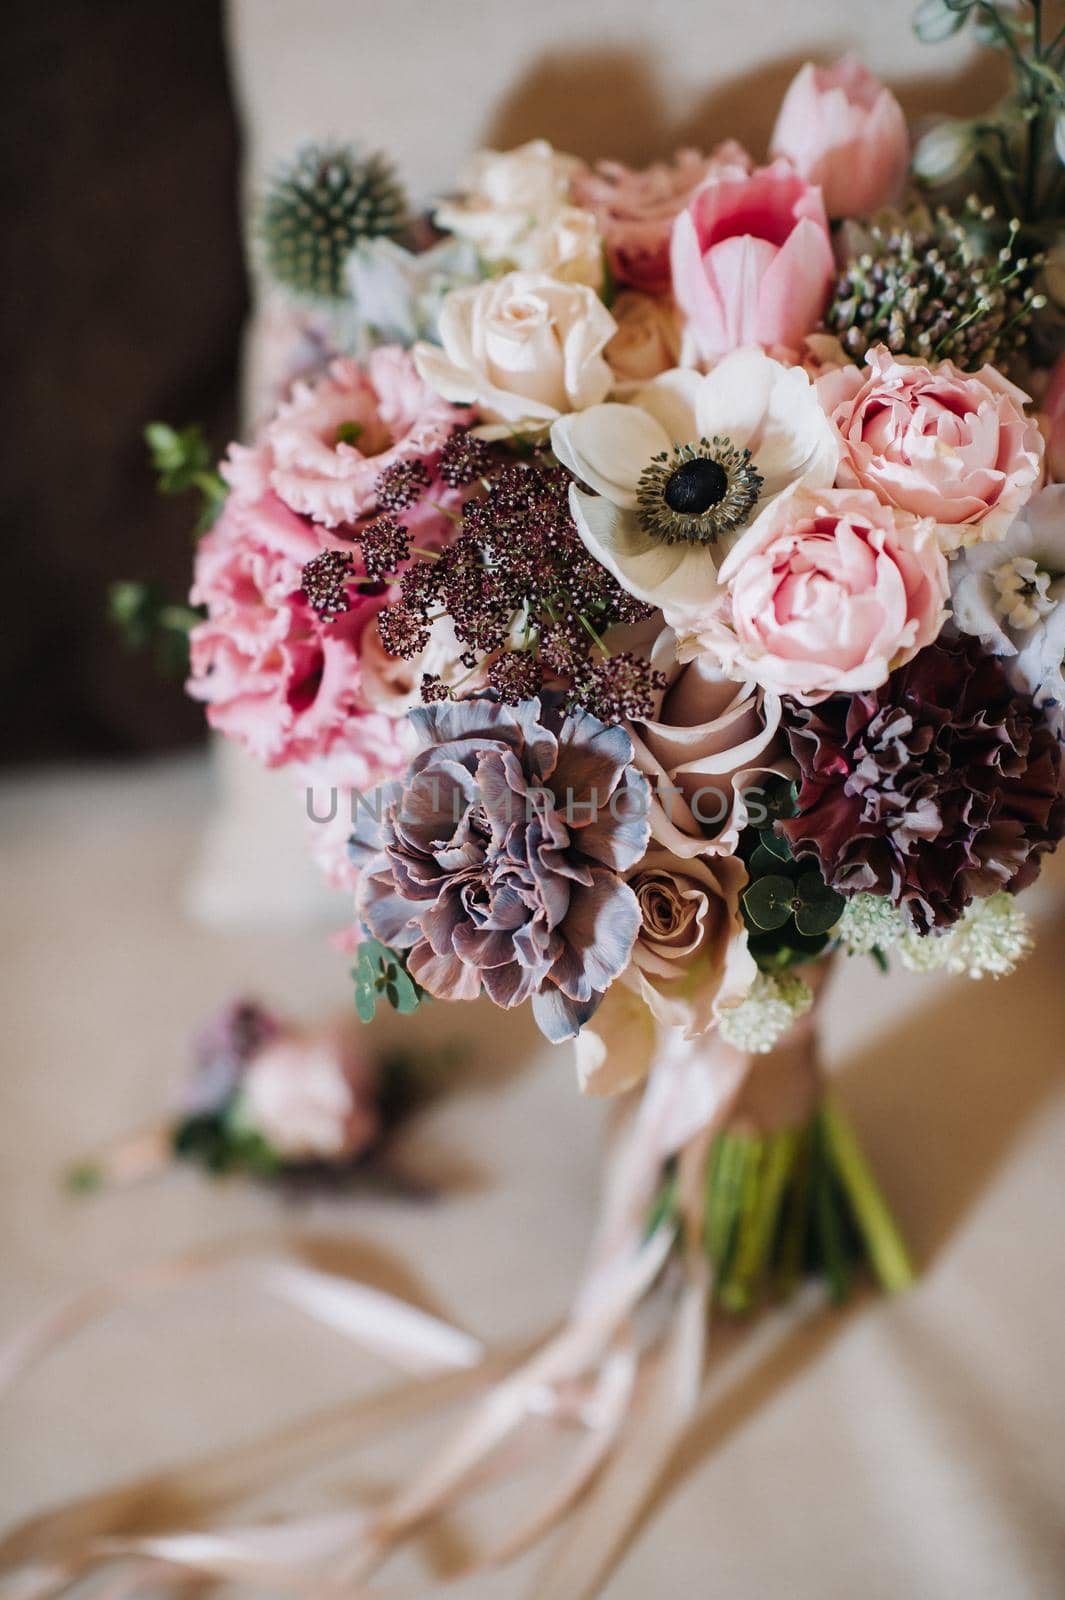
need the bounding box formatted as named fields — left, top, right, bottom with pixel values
left=623, top=848, right=756, bottom=1037
left=605, top=291, right=683, bottom=388
left=413, top=271, right=616, bottom=438
left=670, top=160, right=835, bottom=364
left=818, top=347, right=1045, bottom=549
left=770, top=56, right=909, bottom=219
left=695, top=487, right=950, bottom=700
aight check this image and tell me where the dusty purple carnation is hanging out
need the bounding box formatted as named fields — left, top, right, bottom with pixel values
left=780, top=634, right=1065, bottom=932
left=348, top=698, right=651, bottom=1041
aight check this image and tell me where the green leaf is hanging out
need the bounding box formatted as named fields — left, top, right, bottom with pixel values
left=742, top=874, right=797, bottom=933
left=758, top=827, right=793, bottom=863
left=351, top=938, right=425, bottom=1021
left=746, top=841, right=793, bottom=879
left=792, top=871, right=846, bottom=937
left=144, top=420, right=228, bottom=531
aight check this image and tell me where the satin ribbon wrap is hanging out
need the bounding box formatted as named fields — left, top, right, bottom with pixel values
left=0, top=1027, right=778, bottom=1598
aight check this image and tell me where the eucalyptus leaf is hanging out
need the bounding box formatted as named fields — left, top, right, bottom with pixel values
left=743, top=874, right=797, bottom=933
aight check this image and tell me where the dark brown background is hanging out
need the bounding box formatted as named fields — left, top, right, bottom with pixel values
left=2, top=0, right=246, bottom=764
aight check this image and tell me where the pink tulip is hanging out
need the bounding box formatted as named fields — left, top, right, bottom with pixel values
left=669, top=160, right=834, bottom=364
left=770, top=56, right=909, bottom=220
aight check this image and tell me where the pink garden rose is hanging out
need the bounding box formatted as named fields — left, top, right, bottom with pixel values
left=670, top=159, right=834, bottom=363
left=696, top=488, right=949, bottom=699
left=573, top=143, right=748, bottom=295
left=819, top=347, right=1045, bottom=549
left=770, top=56, right=909, bottom=219
left=260, top=347, right=467, bottom=527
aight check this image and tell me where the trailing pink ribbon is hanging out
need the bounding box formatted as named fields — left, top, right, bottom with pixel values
left=0, top=1033, right=756, bottom=1598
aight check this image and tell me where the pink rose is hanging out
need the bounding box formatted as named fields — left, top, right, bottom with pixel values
left=240, top=1025, right=379, bottom=1161
left=819, top=347, right=1045, bottom=548
left=261, top=347, right=467, bottom=528
left=700, top=487, right=949, bottom=699
left=770, top=56, right=909, bottom=219
left=573, top=143, right=749, bottom=295
left=670, top=159, right=835, bottom=363
left=187, top=486, right=404, bottom=768
left=1043, top=349, right=1065, bottom=482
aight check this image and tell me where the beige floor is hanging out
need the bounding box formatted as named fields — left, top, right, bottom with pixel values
left=1, top=754, right=1064, bottom=1596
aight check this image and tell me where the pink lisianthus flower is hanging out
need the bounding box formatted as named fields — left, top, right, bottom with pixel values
left=187, top=486, right=398, bottom=768
left=818, top=346, right=1045, bottom=549
left=670, top=159, right=834, bottom=363
left=769, top=56, right=909, bottom=220
left=260, top=347, right=468, bottom=528
left=685, top=487, right=949, bottom=701
left=573, top=143, right=749, bottom=296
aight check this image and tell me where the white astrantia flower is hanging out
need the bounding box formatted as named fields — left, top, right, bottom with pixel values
left=951, top=485, right=1065, bottom=732
left=717, top=971, right=813, bottom=1054
left=895, top=893, right=1034, bottom=980
left=837, top=893, right=905, bottom=955
left=549, top=348, right=839, bottom=619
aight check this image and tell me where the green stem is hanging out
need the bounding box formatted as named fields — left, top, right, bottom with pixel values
left=724, top=1129, right=797, bottom=1312
left=820, top=1096, right=915, bottom=1294
left=812, top=1117, right=851, bottom=1306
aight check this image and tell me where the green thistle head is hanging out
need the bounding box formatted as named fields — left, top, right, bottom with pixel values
left=257, top=141, right=408, bottom=301
left=824, top=202, right=1045, bottom=371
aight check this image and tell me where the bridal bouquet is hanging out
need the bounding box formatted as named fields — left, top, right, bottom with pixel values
left=77, top=4, right=1065, bottom=1590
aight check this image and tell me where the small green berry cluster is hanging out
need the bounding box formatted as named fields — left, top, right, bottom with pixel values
left=824, top=204, right=1045, bottom=370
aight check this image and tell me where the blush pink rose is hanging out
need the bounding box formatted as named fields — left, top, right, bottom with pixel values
left=261, top=347, right=467, bottom=528
left=187, top=485, right=405, bottom=768
left=696, top=488, right=949, bottom=700
left=573, top=143, right=749, bottom=295
left=819, top=346, right=1045, bottom=548
left=670, top=159, right=835, bottom=363
left=770, top=56, right=909, bottom=219
left=241, top=1024, right=379, bottom=1162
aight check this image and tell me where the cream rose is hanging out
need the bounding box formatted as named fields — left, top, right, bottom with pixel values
left=414, top=272, right=616, bottom=438
left=434, top=139, right=586, bottom=265
left=606, top=291, right=683, bottom=388
left=526, top=206, right=604, bottom=289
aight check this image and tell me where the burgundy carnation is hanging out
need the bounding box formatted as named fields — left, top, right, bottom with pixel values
left=779, top=634, right=1065, bottom=932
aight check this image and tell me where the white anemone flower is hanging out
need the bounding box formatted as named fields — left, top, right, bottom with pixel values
left=951, top=485, right=1065, bottom=732
left=550, top=347, right=839, bottom=619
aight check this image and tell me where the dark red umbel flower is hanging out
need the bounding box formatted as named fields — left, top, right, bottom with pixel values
left=780, top=633, right=1065, bottom=932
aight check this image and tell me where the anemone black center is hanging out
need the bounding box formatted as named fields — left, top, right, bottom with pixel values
left=663, top=457, right=729, bottom=515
